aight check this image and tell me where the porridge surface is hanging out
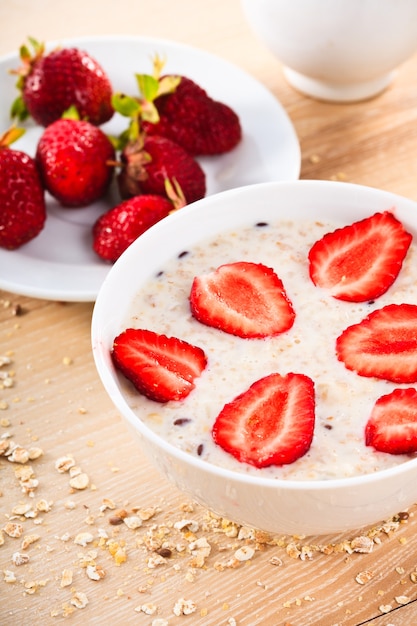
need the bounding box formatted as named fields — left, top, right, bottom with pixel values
left=121, top=218, right=417, bottom=481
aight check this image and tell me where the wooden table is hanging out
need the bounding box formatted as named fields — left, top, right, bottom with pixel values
left=2, top=1, right=417, bottom=624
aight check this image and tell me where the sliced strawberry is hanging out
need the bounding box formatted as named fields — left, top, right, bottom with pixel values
left=308, top=211, right=412, bottom=302
left=190, top=262, right=295, bottom=338
left=112, top=329, right=207, bottom=403
left=336, top=303, right=417, bottom=383
left=365, top=388, right=417, bottom=454
left=212, top=372, right=315, bottom=468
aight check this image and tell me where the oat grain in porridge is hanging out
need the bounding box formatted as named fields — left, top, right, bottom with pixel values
left=116, top=216, right=417, bottom=481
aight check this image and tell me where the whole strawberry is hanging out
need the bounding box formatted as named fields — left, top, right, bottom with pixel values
left=93, top=194, right=174, bottom=262
left=0, top=127, right=46, bottom=250
left=11, top=38, right=114, bottom=127
left=118, top=134, right=206, bottom=204
left=36, top=117, right=115, bottom=207
left=142, top=75, right=242, bottom=156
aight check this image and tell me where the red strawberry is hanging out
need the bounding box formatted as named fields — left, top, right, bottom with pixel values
left=365, top=388, right=417, bottom=454
left=190, top=261, right=295, bottom=338
left=142, top=75, right=242, bottom=156
left=36, top=118, right=115, bottom=207
left=92, top=194, right=174, bottom=262
left=336, top=303, right=417, bottom=383
left=0, top=127, right=46, bottom=250
left=212, top=372, right=315, bottom=468
left=11, top=38, right=113, bottom=127
left=308, top=211, right=412, bottom=302
left=118, top=135, right=206, bottom=204
left=111, top=328, right=207, bottom=403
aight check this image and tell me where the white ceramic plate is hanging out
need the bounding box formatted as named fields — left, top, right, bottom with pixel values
left=0, top=35, right=300, bottom=302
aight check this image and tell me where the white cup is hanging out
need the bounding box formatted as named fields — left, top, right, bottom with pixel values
left=241, top=0, right=417, bottom=102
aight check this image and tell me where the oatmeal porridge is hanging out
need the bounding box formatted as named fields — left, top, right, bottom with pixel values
left=118, top=218, right=417, bottom=481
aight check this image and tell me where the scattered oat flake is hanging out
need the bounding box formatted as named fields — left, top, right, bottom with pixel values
left=174, top=519, right=199, bottom=532
left=140, top=603, right=158, bottom=615
left=24, top=580, right=47, bottom=595
left=395, top=595, right=410, bottom=604
left=237, top=527, right=255, bottom=541
left=350, top=536, right=374, bottom=553
left=379, top=604, right=393, bottom=613
left=137, top=506, right=158, bottom=521
left=55, top=454, right=76, bottom=473
left=12, top=551, right=30, bottom=566
left=14, top=465, right=34, bottom=481
left=355, top=570, right=375, bottom=585
left=21, top=533, right=40, bottom=549
left=123, top=515, right=143, bottom=529
left=7, top=445, right=30, bottom=463
left=60, top=569, right=73, bottom=588
left=286, top=542, right=301, bottom=559
left=173, top=598, right=196, bottom=616
left=36, top=498, right=52, bottom=512
left=107, top=540, right=127, bottom=565
left=100, top=498, right=116, bottom=511
left=3, top=570, right=16, bottom=583
left=69, top=472, right=89, bottom=490
left=28, top=447, right=43, bottom=460
left=71, top=591, right=89, bottom=609
left=4, top=522, right=24, bottom=538
left=234, top=545, right=255, bottom=561
left=147, top=554, right=167, bottom=569
left=86, top=563, right=106, bottom=580
left=12, top=502, right=32, bottom=516
left=74, top=532, right=94, bottom=547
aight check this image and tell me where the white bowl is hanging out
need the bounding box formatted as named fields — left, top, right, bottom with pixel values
left=241, top=0, right=417, bottom=102
left=92, top=180, right=417, bottom=535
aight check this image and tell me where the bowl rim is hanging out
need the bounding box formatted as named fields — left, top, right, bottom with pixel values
left=92, top=179, right=417, bottom=492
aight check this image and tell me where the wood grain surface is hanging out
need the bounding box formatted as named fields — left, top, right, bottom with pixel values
left=2, top=2, right=417, bottom=625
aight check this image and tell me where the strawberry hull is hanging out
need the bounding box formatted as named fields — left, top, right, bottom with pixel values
left=93, top=180, right=417, bottom=535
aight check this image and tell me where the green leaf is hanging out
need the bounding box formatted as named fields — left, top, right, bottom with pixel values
left=112, top=93, right=141, bottom=118
left=10, top=95, right=28, bottom=122
left=19, top=44, right=31, bottom=64
left=0, top=125, right=26, bottom=148
left=135, top=73, right=159, bottom=102
left=21, top=37, right=44, bottom=62
left=127, top=117, right=140, bottom=142
left=27, top=36, right=41, bottom=51
left=62, top=105, right=81, bottom=120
